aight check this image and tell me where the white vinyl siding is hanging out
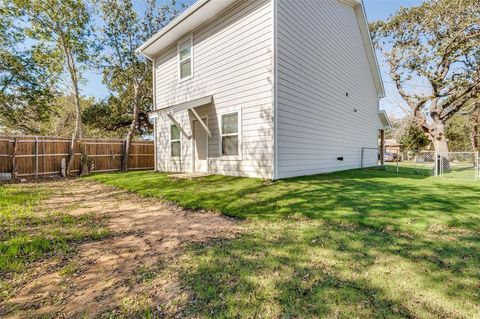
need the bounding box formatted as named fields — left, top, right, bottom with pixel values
left=154, top=0, right=273, bottom=178
left=275, top=0, right=380, bottom=178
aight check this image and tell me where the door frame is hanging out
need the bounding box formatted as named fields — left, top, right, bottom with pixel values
left=191, top=116, right=209, bottom=173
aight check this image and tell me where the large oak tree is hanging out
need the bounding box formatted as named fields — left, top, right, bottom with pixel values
left=371, top=0, right=480, bottom=153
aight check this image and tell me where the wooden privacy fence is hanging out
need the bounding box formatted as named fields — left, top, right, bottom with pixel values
left=0, top=135, right=154, bottom=178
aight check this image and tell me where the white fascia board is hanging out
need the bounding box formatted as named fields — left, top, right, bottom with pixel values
left=338, top=0, right=362, bottom=6
left=136, top=0, right=237, bottom=60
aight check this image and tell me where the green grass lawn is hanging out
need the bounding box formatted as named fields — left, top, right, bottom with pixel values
left=0, top=183, right=109, bottom=301
left=85, top=169, right=480, bottom=318
left=384, top=162, right=435, bottom=176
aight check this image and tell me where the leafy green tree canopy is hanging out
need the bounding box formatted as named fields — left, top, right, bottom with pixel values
left=0, top=1, right=56, bottom=134
left=371, top=0, right=480, bottom=153
left=398, top=117, right=431, bottom=151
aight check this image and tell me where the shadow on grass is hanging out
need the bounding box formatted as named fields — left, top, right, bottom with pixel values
left=84, top=169, right=480, bottom=317
left=179, top=220, right=479, bottom=318
left=85, top=169, right=480, bottom=232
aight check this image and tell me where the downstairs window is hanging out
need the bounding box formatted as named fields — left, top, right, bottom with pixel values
left=221, top=112, right=240, bottom=157
left=170, top=124, right=181, bottom=157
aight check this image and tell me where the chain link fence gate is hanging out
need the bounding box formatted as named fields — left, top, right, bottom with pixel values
left=361, top=147, right=480, bottom=181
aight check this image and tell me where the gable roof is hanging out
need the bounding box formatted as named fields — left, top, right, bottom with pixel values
left=137, top=0, right=385, bottom=98
left=136, top=0, right=236, bottom=60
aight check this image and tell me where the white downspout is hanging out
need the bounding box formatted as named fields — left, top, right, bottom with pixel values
left=152, top=56, right=157, bottom=172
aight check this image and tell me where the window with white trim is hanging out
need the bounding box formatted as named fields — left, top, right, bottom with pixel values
left=178, top=37, right=192, bottom=80
left=170, top=124, right=181, bottom=157
left=221, top=112, right=239, bottom=157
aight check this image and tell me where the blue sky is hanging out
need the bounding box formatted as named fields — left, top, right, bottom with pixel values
left=363, top=0, right=425, bottom=117
left=82, top=0, right=425, bottom=117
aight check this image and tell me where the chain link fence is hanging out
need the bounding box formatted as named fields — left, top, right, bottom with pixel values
left=439, top=152, right=479, bottom=181
left=385, top=151, right=437, bottom=177
left=361, top=147, right=480, bottom=181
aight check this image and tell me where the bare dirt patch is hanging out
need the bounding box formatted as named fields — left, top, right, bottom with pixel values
left=1, top=179, right=240, bottom=318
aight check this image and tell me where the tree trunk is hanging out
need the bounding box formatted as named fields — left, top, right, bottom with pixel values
left=62, top=43, right=83, bottom=176
left=433, top=137, right=449, bottom=154
left=472, top=125, right=479, bottom=152
left=121, top=81, right=140, bottom=172
left=425, top=117, right=449, bottom=154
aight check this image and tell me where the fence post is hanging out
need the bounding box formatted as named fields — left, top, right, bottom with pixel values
left=434, top=151, right=438, bottom=177
left=361, top=147, right=364, bottom=168
left=11, top=138, right=18, bottom=179
left=476, top=151, right=479, bottom=181
left=440, top=154, right=443, bottom=179
left=43, top=138, right=46, bottom=175
left=380, top=129, right=385, bottom=167
left=34, top=136, right=39, bottom=179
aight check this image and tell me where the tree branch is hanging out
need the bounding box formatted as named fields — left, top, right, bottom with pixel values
left=441, top=83, right=480, bottom=121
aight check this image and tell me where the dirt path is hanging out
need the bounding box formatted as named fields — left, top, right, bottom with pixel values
left=3, top=179, right=240, bottom=318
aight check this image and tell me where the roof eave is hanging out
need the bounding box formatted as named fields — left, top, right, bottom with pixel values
left=378, top=110, right=392, bottom=129
left=136, top=0, right=209, bottom=56
left=136, top=0, right=237, bottom=60
left=339, top=0, right=362, bottom=5
left=358, top=2, right=386, bottom=99
left=340, top=0, right=385, bottom=99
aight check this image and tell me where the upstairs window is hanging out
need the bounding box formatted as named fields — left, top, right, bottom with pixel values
left=178, top=37, right=192, bottom=80
left=221, top=112, right=240, bottom=157
left=170, top=124, right=181, bottom=157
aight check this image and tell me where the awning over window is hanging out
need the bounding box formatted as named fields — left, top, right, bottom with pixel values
left=148, top=95, right=213, bottom=140
left=148, top=95, right=213, bottom=119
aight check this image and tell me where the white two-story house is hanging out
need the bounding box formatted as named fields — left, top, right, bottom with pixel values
left=137, top=0, right=390, bottom=179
